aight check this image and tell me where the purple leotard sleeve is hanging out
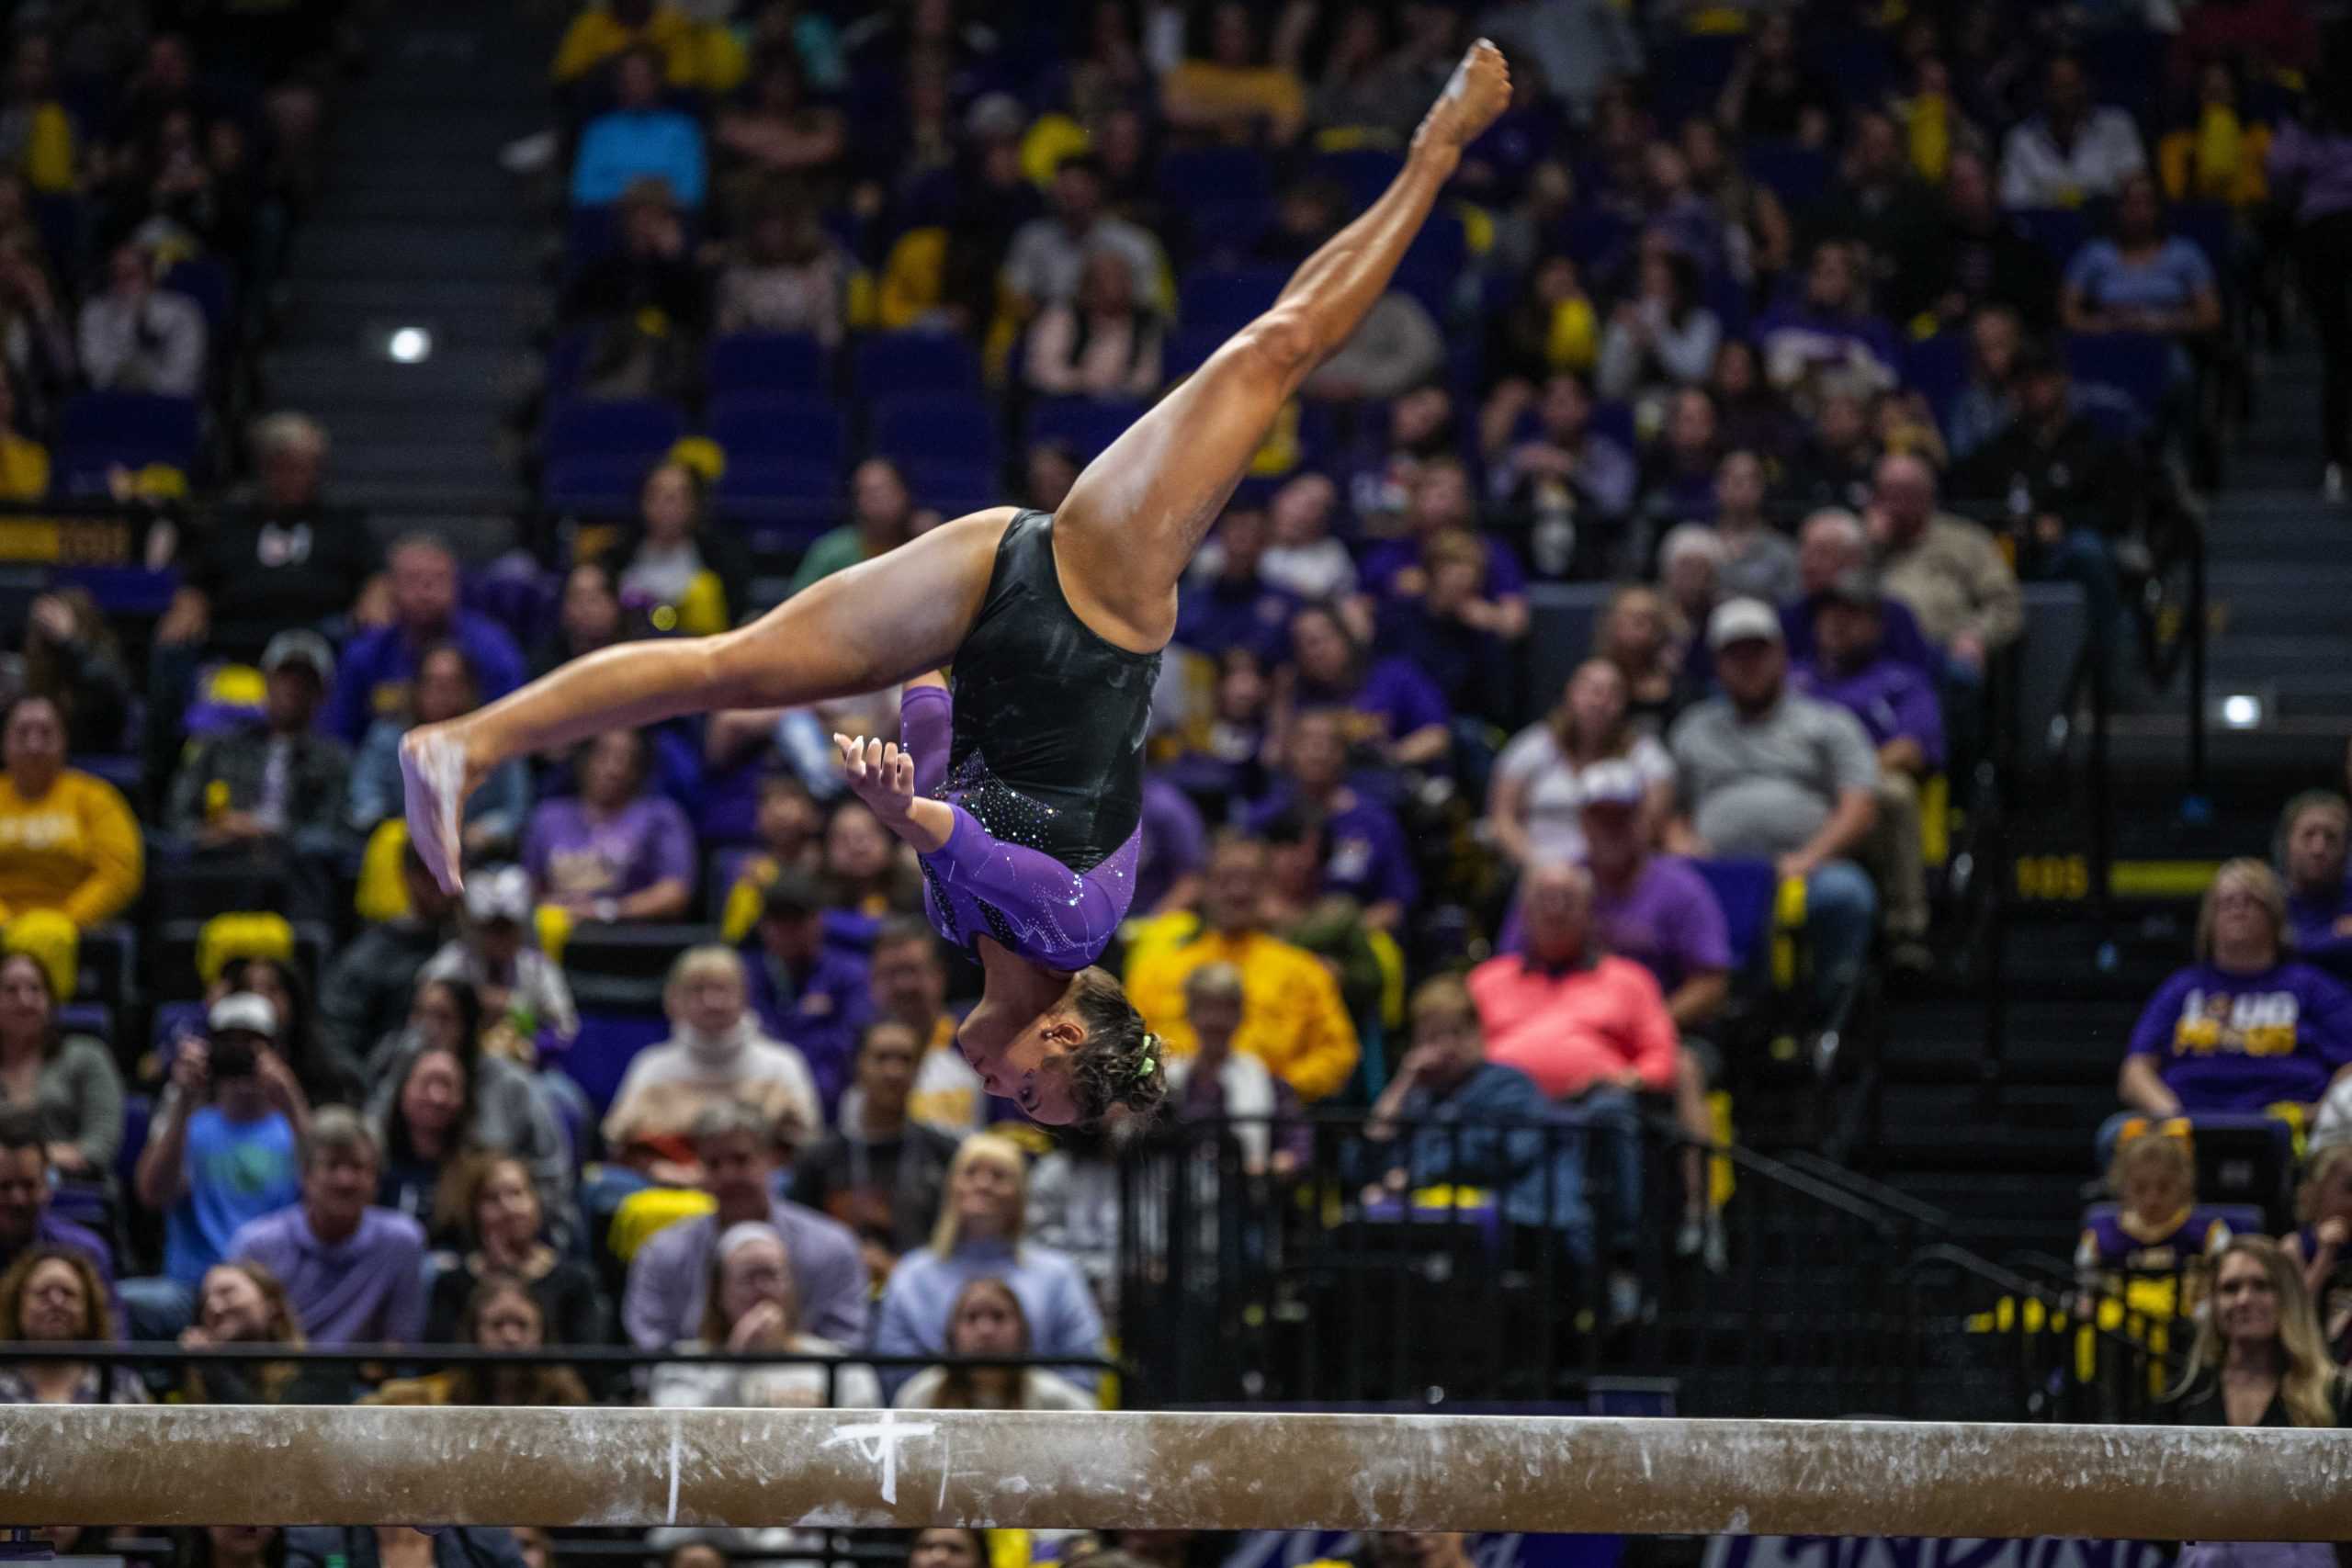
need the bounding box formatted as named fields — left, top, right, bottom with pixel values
left=902, top=683, right=1138, bottom=971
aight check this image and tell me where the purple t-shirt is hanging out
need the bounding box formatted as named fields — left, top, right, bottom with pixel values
left=1361, top=536, right=1528, bottom=603
left=1793, top=655, right=1946, bottom=770
left=1134, top=774, right=1207, bottom=915
left=2126, top=961, right=2352, bottom=1112
left=1245, top=790, right=1419, bottom=910
left=2290, top=883, right=2352, bottom=967
left=522, top=794, right=696, bottom=902
left=1303, top=658, right=1451, bottom=748
left=1591, top=854, right=1733, bottom=998
left=228, top=1204, right=427, bottom=1346
left=325, top=612, right=527, bottom=744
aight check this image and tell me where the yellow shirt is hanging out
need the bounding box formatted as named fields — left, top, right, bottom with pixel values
left=1123, top=922, right=1360, bottom=1101
left=552, top=4, right=697, bottom=86
left=1162, top=62, right=1307, bottom=144
left=0, top=433, right=50, bottom=502
left=0, top=769, right=143, bottom=927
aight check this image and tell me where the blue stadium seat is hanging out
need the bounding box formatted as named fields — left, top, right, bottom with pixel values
left=1743, top=141, right=1833, bottom=209
left=464, top=569, right=561, bottom=651
left=163, top=258, right=233, bottom=340
left=1157, top=147, right=1273, bottom=207
left=853, top=332, right=981, bottom=399
left=1650, top=37, right=1740, bottom=128
left=58, top=391, right=200, bottom=482
left=540, top=398, right=685, bottom=466
left=708, top=391, right=846, bottom=468
left=1027, top=396, right=1144, bottom=460
left=543, top=455, right=648, bottom=516
left=2012, top=207, right=2090, bottom=265
left=709, top=457, right=840, bottom=543
left=898, top=457, right=995, bottom=518
left=1312, top=149, right=1405, bottom=209
left=1182, top=197, right=1276, bottom=269
left=1691, top=859, right=1777, bottom=974
left=2064, top=332, right=2171, bottom=425
left=1903, top=334, right=1971, bottom=433
left=707, top=333, right=828, bottom=397
left=564, top=1010, right=670, bottom=1114
left=116, top=1092, right=150, bottom=1195
left=1163, top=322, right=1227, bottom=380
left=872, top=393, right=998, bottom=470
left=544, top=325, right=601, bottom=402
left=1179, top=265, right=1289, bottom=335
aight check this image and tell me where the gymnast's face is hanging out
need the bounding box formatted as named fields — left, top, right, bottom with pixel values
left=966, top=1014, right=1080, bottom=1125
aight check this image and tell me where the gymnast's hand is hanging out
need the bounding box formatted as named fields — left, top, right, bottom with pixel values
left=834, top=733, right=954, bottom=853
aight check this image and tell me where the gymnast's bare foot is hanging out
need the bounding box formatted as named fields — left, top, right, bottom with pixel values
left=400, top=721, right=481, bottom=894
left=1414, top=39, right=1511, bottom=156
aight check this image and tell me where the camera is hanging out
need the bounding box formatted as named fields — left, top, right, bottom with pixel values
left=207, top=1036, right=258, bottom=1082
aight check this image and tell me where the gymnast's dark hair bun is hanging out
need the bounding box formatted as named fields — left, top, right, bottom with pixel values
left=1066, top=968, right=1168, bottom=1126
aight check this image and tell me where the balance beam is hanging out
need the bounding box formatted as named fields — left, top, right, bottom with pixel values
left=0, top=1407, right=2341, bottom=1539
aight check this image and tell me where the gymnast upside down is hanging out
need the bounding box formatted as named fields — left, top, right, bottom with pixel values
left=402, top=40, right=1511, bottom=1127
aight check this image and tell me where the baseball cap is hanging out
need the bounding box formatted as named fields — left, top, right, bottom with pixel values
left=208, top=992, right=278, bottom=1040
left=1575, top=760, right=1647, bottom=811
left=463, top=863, right=535, bottom=925
left=260, top=629, right=334, bottom=684
left=1706, top=597, right=1783, bottom=651
left=1818, top=569, right=1883, bottom=610
left=761, top=868, right=825, bottom=921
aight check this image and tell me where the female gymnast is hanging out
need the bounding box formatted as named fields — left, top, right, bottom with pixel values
left=404, top=40, right=1511, bottom=1127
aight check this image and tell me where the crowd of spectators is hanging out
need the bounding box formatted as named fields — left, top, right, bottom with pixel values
left=0, top=0, right=2344, bottom=1556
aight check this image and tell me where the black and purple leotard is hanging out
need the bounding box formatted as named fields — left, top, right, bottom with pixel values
left=906, top=510, right=1160, bottom=972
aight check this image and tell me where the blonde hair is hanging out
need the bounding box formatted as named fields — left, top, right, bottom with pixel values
left=2297, top=1144, right=2352, bottom=1226
left=1409, top=974, right=1476, bottom=1030
left=2106, top=1130, right=2195, bottom=1212
left=1182, top=962, right=1245, bottom=1008
left=667, top=944, right=746, bottom=996
left=932, top=1133, right=1030, bottom=1257
left=2194, top=859, right=2289, bottom=961
left=2173, top=1235, right=2346, bottom=1427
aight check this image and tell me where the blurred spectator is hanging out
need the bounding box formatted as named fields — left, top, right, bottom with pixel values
left=1023, top=440, right=1080, bottom=513
left=571, top=48, right=706, bottom=210
left=532, top=561, right=628, bottom=680
left=15, top=591, right=127, bottom=755
left=1157, top=2, right=1306, bottom=148
left=1285, top=602, right=1451, bottom=770
left=604, top=459, right=755, bottom=637
left=561, top=177, right=707, bottom=402
left=1249, top=709, right=1416, bottom=929
left=1003, top=153, right=1166, bottom=317
left=1305, top=289, right=1445, bottom=404
left=229, top=1106, right=427, bottom=1347
left=286, top=1529, right=527, bottom=1568
left=2062, top=172, right=2222, bottom=341
left=871, top=1133, right=1106, bottom=1398
left=320, top=848, right=456, bottom=1077
left=1710, top=450, right=1798, bottom=604
left=1636, top=387, right=1726, bottom=530
left=1708, top=338, right=1804, bottom=466
left=821, top=796, right=923, bottom=919
left=1892, top=152, right=2058, bottom=334
left=789, top=457, right=917, bottom=595
left=1592, top=584, right=1689, bottom=733
left=2168, top=1235, right=2346, bottom=1430
left=1792, top=573, right=1942, bottom=955
left=375, top=1273, right=592, bottom=1406
left=895, top=1275, right=1093, bottom=1410
left=1714, top=13, right=1832, bottom=146
left=2285, top=1145, right=2352, bottom=1352
left=741, top=872, right=869, bottom=1107
left=1669, top=601, right=1881, bottom=1015
left=1488, top=659, right=1674, bottom=872
left=790, top=1019, right=960, bottom=1276
left=418, top=866, right=578, bottom=1058
left=714, top=52, right=845, bottom=215
left=1255, top=176, right=1345, bottom=267
left=130, top=994, right=306, bottom=1333
left=1351, top=381, right=1460, bottom=535
left=1867, top=453, right=2021, bottom=678
left=175, top=1260, right=318, bottom=1405
left=1596, top=250, right=1721, bottom=409
left=1262, top=472, right=1355, bottom=601
left=1998, top=54, right=2148, bottom=209
left=2119, top=861, right=2352, bottom=1120
left=367, top=975, right=572, bottom=1238
left=1487, top=253, right=1599, bottom=389
left=166, top=629, right=349, bottom=919
left=1475, top=0, right=1636, bottom=127
left=650, top=1220, right=877, bottom=1408
left=2161, top=59, right=2271, bottom=213
left=1485, top=373, right=1636, bottom=579
left=155, top=413, right=367, bottom=662
left=1681, top=116, right=1792, bottom=288
left=848, top=920, right=984, bottom=1137
left=0, top=373, right=48, bottom=503
left=1784, top=508, right=1939, bottom=676
left=1257, top=806, right=1388, bottom=1032
left=2281, top=792, right=2352, bottom=965
left=1469, top=862, right=1676, bottom=1316
left=2266, top=79, right=2352, bottom=495
left=0, top=694, right=142, bottom=929
left=714, top=193, right=846, bottom=345
left=605, top=945, right=821, bottom=1158
left=1164, top=963, right=1306, bottom=1178
left=1360, top=973, right=1591, bottom=1260
left=522, top=728, right=695, bottom=924
left=1577, top=762, right=1732, bottom=1267
left=1125, top=835, right=1360, bottom=1102
left=0, top=949, right=118, bottom=1182
left=1363, top=456, right=1530, bottom=639
left=1784, top=385, right=1883, bottom=515
left=1371, top=528, right=1514, bottom=728
left=721, top=778, right=827, bottom=942
left=0, top=1246, right=141, bottom=1404
left=213, top=955, right=357, bottom=1117
left=1948, top=305, right=2027, bottom=463
left=1658, top=525, right=1722, bottom=649
left=0, top=35, right=75, bottom=197
left=346, top=641, right=532, bottom=855
left=77, top=240, right=205, bottom=396
left=1023, top=247, right=1163, bottom=400
left=1178, top=508, right=1298, bottom=666
left=622, top=1100, right=868, bottom=1349
left=424, top=1155, right=604, bottom=1348
left=2077, top=1131, right=2229, bottom=1287
left=330, top=535, right=526, bottom=745
left=0, top=1104, right=111, bottom=1292
left=1758, top=243, right=1898, bottom=400
left=1812, top=110, right=1939, bottom=288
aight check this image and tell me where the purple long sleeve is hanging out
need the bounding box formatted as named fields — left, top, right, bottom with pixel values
left=901, top=682, right=1138, bottom=971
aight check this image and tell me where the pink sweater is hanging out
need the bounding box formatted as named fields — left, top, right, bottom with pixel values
left=1466, top=953, right=1679, bottom=1101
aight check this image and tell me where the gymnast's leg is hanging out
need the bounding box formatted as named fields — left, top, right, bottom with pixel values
left=400, top=511, right=1014, bottom=890
left=1053, top=39, right=1512, bottom=655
